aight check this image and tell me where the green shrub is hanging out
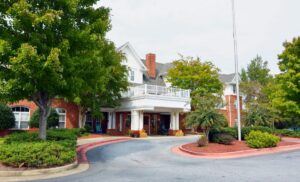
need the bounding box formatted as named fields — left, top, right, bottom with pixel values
left=242, top=126, right=272, bottom=140
left=29, top=109, right=59, bottom=129
left=197, top=135, right=208, bottom=147
left=4, top=129, right=78, bottom=144
left=4, top=132, right=40, bottom=144
left=246, top=131, right=280, bottom=148
left=84, top=125, right=93, bottom=133
left=0, top=141, right=76, bottom=168
left=0, top=104, right=15, bottom=130
left=274, top=129, right=300, bottom=138
left=212, top=133, right=235, bottom=145
left=209, top=127, right=237, bottom=141
left=47, top=129, right=78, bottom=141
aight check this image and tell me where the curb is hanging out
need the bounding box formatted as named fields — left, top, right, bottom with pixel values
left=76, top=137, right=132, bottom=164
left=0, top=161, right=78, bottom=177
left=0, top=137, right=131, bottom=181
left=175, top=143, right=300, bottom=159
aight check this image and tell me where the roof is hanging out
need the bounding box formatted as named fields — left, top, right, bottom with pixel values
left=218, top=73, right=236, bottom=83
left=141, top=59, right=236, bottom=85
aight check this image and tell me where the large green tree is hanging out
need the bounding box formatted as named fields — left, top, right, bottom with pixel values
left=240, top=56, right=277, bottom=127
left=271, top=37, right=300, bottom=127
left=74, top=43, right=128, bottom=127
left=167, top=56, right=223, bottom=106
left=0, top=0, right=127, bottom=139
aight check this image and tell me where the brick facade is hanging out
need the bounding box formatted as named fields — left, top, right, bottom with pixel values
left=220, top=95, right=243, bottom=127
left=9, top=99, right=79, bottom=129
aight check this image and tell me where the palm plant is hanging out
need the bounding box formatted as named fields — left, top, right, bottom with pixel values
left=186, top=109, right=226, bottom=143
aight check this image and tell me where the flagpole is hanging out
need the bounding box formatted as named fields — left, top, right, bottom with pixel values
left=231, top=0, right=242, bottom=141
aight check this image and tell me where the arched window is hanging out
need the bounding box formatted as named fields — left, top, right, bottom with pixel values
left=11, top=106, right=30, bottom=129
left=55, top=108, right=66, bottom=128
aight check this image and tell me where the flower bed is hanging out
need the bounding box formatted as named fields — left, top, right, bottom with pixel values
left=181, top=140, right=298, bottom=154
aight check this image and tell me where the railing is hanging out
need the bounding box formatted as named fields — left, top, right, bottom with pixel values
left=122, top=84, right=190, bottom=99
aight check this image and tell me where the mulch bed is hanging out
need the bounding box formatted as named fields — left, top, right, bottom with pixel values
left=182, top=140, right=299, bottom=153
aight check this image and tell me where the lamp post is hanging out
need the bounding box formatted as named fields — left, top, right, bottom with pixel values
left=231, top=0, right=242, bottom=141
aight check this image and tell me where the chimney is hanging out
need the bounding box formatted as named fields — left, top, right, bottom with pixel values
left=146, top=53, right=156, bottom=78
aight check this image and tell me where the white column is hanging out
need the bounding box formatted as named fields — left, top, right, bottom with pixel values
left=170, top=112, right=180, bottom=130
left=138, top=111, right=144, bottom=130
left=108, top=112, right=112, bottom=129
left=131, top=110, right=139, bottom=131
left=112, top=112, right=116, bottom=129
left=175, top=112, right=179, bottom=130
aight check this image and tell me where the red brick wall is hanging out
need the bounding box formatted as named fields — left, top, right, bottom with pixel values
left=220, top=95, right=243, bottom=127
left=8, top=99, right=79, bottom=129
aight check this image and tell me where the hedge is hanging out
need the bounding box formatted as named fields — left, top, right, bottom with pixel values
left=211, top=133, right=235, bottom=145
left=0, top=141, right=76, bottom=168
left=0, top=104, right=15, bottom=130
left=4, top=128, right=83, bottom=144
left=246, top=131, right=280, bottom=149
left=209, top=127, right=237, bottom=141
left=0, top=129, right=79, bottom=168
left=274, top=129, right=300, bottom=138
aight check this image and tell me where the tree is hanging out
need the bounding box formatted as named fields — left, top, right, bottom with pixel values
left=186, top=108, right=226, bottom=142
left=0, top=104, right=15, bottom=130
left=276, top=37, right=300, bottom=117
left=241, top=55, right=272, bottom=85
left=167, top=56, right=223, bottom=106
left=74, top=43, right=128, bottom=128
left=0, top=1, right=126, bottom=139
left=29, top=108, right=59, bottom=129
left=240, top=56, right=272, bottom=104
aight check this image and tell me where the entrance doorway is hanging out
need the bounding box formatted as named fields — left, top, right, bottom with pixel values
left=143, top=113, right=170, bottom=135
left=85, top=112, right=108, bottom=134
left=159, top=114, right=170, bottom=135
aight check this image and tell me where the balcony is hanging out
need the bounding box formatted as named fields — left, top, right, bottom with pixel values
left=122, top=84, right=190, bottom=99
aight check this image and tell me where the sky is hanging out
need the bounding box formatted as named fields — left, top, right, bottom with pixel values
left=97, top=0, right=300, bottom=74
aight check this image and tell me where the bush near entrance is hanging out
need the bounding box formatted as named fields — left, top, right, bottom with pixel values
left=274, top=129, right=300, bottom=138
left=211, top=133, right=235, bottom=145
left=0, top=129, right=86, bottom=168
left=246, top=131, right=280, bottom=149
left=0, top=104, right=15, bottom=131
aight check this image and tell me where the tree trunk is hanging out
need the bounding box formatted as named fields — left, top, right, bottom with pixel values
left=78, top=106, right=87, bottom=128
left=33, top=92, right=52, bottom=140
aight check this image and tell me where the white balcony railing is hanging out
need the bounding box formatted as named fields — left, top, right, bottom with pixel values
left=122, top=84, right=190, bottom=99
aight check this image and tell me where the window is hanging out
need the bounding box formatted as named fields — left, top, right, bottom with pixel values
left=12, top=106, right=30, bottom=129
left=126, top=114, right=131, bottom=128
left=232, top=84, right=236, bottom=94
left=129, top=69, right=134, bottom=81
left=85, top=112, right=93, bottom=128
left=55, top=108, right=66, bottom=128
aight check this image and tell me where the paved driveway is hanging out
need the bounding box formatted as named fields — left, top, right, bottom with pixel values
left=33, top=136, right=300, bottom=182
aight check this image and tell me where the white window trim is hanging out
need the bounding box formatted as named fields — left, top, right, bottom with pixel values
left=11, top=106, right=30, bottom=130
left=55, top=108, right=67, bottom=128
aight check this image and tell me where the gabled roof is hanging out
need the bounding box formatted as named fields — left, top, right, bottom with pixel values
left=219, top=73, right=236, bottom=83
left=118, top=42, right=147, bottom=71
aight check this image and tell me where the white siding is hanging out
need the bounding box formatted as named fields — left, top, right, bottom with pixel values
left=121, top=46, right=144, bottom=84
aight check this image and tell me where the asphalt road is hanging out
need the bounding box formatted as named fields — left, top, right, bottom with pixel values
left=32, top=136, right=300, bottom=182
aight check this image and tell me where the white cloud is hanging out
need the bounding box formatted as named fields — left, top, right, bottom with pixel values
left=97, top=0, right=300, bottom=74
